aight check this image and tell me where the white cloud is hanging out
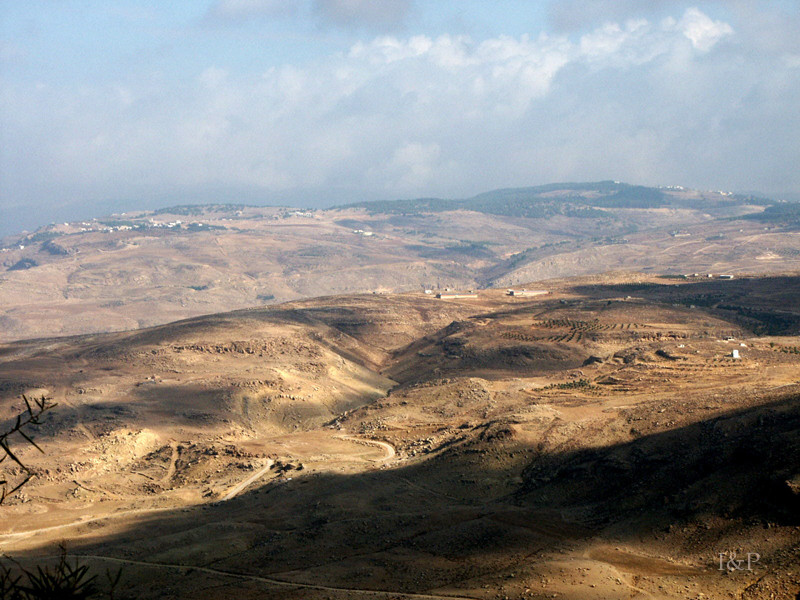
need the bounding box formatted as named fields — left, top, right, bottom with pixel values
left=383, top=142, right=442, bottom=190
left=2, top=6, right=798, bottom=221
left=349, top=35, right=435, bottom=63
left=679, top=7, right=733, bottom=51
left=579, top=19, right=669, bottom=66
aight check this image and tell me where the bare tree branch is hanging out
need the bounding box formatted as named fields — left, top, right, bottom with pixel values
left=0, top=395, right=56, bottom=505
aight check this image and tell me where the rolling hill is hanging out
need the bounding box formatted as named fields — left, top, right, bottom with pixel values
left=1, top=273, right=798, bottom=599
left=2, top=182, right=799, bottom=343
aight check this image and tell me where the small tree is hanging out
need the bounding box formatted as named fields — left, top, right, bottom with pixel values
left=1, top=395, right=55, bottom=505
left=0, top=397, right=122, bottom=598
left=1, top=542, right=122, bottom=599
left=2, top=543, right=97, bottom=600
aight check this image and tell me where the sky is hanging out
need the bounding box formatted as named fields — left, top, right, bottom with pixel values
left=1, top=1, right=799, bottom=236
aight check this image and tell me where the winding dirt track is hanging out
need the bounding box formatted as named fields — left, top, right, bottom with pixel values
left=221, top=459, right=274, bottom=501
left=0, top=439, right=386, bottom=542
left=0, top=460, right=275, bottom=542
left=336, top=435, right=396, bottom=463
left=70, top=554, right=481, bottom=600
left=0, top=506, right=176, bottom=542
left=159, top=442, right=179, bottom=484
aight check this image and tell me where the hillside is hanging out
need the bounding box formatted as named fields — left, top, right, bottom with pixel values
left=343, top=181, right=772, bottom=214
left=1, top=273, right=799, bottom=599
left=1, top=182, right=799, bottom=342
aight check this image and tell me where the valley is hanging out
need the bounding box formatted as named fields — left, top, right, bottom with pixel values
left=1, top=273, right=798, bottom=599
left=2, top=182, right=800, bottom=342
left=5, top=1, right=800, bottom=596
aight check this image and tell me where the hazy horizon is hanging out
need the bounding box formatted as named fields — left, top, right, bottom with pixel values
left=3, top=179, right=798, bottom=240
left=2, top=1, right=799, bottom=237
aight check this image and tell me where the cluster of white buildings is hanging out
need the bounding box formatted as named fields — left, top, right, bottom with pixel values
left=147, top=219, right=185, bottom=229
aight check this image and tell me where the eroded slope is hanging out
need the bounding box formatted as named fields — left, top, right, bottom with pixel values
left=0, top=274, right=799, bottom=600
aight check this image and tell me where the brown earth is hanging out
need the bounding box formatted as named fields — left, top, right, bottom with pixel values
left=1, top=273, right=799, bottom=599
left=3, top=186, right=800, bottom=342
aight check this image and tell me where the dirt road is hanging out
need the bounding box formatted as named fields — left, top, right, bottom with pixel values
left=336, top=435, right=396, bottom=463
left=0, top=459, right=275, bottom=542
left=70, top=554, right=481, bottom=599
left=221, top=459, right=274, bottom=501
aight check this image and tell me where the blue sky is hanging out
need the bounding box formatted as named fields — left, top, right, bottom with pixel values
left=1, top=1, right=799, bottom=235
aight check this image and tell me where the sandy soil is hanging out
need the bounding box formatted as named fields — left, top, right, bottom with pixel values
left=1, top=273, right=799, bottom=599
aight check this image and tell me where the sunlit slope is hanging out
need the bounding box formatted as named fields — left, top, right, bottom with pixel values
left=0, top=273, right=799, bottom=599
left=3, top=182, right=798, bottom=342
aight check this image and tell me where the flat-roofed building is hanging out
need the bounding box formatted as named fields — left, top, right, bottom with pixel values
left=436, top=292, right=478, bottom=299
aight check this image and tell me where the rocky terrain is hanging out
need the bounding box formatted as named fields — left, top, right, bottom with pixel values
left=1, top=272, right=798, bottom=599
left=3, top=182, right=800, bottom=342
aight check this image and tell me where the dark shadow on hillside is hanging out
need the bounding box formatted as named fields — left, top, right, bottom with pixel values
left=5, top=394, right=799, bottom=598
left=388, top=340, right=587, bottom=385
left=569, top=276, right=800, bottom=335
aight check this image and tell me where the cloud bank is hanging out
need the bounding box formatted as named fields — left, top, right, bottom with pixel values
left=1, top=5, right=799, bottom=235
left=206, top=0, right=413, bottom=30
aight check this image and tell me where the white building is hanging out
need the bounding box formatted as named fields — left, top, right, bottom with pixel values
left=507, top=289, right=549, bottom=297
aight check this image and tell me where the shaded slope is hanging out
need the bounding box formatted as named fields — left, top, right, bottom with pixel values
left=2, top=274, right=800, bottom=599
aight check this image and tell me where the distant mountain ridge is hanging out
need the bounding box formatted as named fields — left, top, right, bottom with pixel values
left=2, top=180, right=798, bottom=342
left=0, top=181, right=780, bottom=246
left=338, top=181, right=776, bottom=218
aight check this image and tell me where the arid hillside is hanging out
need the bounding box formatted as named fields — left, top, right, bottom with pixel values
left=1, top=273, right=798, bottom=599
left=3, top=182, right=800, bottom=341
